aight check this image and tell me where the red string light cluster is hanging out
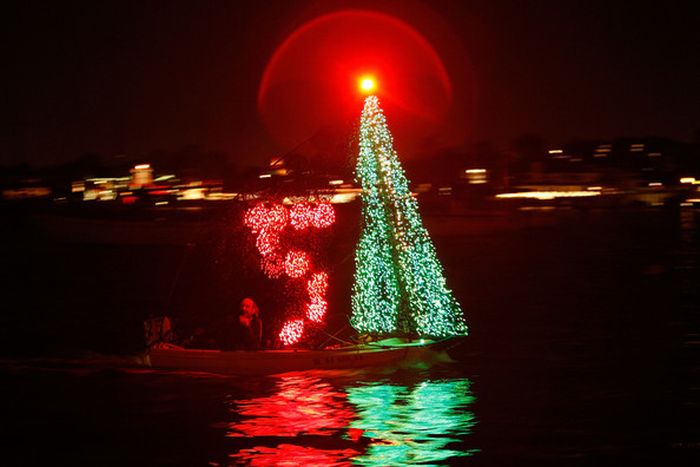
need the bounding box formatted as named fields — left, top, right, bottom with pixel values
left=244, top=204, right=288, bottom=259
left=260, top=255, right=285, bottom=279
left=243, top=200, right=336, bottom=346
left=279, top=319, right=305, bottom=347
left=284, top=249, right=310, bottom=278
left=306, top=272, right=329, bottom=322
left=244, top=203, right=288, bottom=233
left=290, top=202, right=336, bottom=230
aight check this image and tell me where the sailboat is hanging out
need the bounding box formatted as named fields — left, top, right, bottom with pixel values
left=147, top=95, right=468, bottom=375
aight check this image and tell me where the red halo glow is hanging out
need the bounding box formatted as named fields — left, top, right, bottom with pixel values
left=258, top=10, right=453, bottom=152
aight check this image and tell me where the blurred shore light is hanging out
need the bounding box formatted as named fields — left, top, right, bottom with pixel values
left=178, top=188, right=207, bottom=200
left=464, top=168, right=488, bottom=184
left=496, top=191, right=601, bottom=200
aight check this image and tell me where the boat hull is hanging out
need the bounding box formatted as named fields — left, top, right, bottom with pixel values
left=146, top=339, right=449, bottom=375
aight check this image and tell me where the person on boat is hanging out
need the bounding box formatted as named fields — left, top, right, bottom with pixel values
left=234, top=297, right=263, bottom=350
left=143, top=314, right=174, bottom=348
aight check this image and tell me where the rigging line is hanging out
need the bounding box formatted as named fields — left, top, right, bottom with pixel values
left=317, top=325, right=355, bottom=348
left=337, top=250, right=355, bottom=266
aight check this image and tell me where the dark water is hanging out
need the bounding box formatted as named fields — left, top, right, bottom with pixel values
left=1, top=206, right=698, bottom=465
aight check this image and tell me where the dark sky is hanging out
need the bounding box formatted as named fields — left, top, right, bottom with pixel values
left=4, top=0, right=699, bottom=168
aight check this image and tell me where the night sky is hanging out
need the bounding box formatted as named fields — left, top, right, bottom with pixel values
left=4, top=0, right=699, bottom=168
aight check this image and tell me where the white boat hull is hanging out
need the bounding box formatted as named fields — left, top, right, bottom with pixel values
left=146, top=339, right=451, bottom=375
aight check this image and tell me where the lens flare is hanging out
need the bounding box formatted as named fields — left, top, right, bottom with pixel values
left=257, top=10, right=459, bottom=152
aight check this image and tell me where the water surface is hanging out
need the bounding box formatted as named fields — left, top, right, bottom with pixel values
left=1, top=207, right=698, bottom=465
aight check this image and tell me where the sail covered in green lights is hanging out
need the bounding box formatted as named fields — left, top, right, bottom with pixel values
left=350, top=96, right=468, bottom=337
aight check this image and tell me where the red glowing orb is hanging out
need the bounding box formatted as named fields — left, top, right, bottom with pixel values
left=258, top=10, right=454, bottom=155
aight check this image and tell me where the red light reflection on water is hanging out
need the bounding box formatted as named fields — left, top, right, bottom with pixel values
left=227, top=374, right=360, bottom=465
left=231, top=444, right=358, bottom=467
left=226, top=375, right=355, bottom=438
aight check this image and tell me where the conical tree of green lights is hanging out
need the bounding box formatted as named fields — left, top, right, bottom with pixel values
left=350, top=96, right=468, bottom=338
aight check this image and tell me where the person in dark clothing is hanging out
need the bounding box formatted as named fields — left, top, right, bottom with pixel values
left=217, top=297, right=263, bottom=350
left=235, top=297, right=263, bottom=350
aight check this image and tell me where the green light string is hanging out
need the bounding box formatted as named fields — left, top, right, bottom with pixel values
left=350, top=96, right=468, bottom=337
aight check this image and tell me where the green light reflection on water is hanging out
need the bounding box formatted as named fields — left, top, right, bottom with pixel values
left=347, top=378, right=478, bottom=465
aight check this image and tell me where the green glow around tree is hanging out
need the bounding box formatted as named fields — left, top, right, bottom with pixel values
left=350, top=96, right=468, bottom=337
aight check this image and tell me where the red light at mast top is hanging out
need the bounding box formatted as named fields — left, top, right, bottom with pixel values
left=358, top=75, right=377, bottom=95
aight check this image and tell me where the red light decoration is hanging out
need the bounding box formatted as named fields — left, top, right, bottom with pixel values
left=255, top=230, right=280, bottom=257
left=284, top=249, right=310, bottom=278
left=306, top=272, right=329, bottom=322
left=244, top=203, right=288, bottom=234
left=307, top=272, right=329, bottom=298
left=260, top=254, right=285, bottom=279
left=290, top=203, right=312, bottom=230
left=245, top=203, right=290, bottom=277
left=306, top=299, right=328, bottom=323
left=290, top=202, right=336, bottom=230
left=279, top=319, right=305, bottom=346
left=243, top=201, right=337, bottom=345
left=313, top=202, right=336, bottom=228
